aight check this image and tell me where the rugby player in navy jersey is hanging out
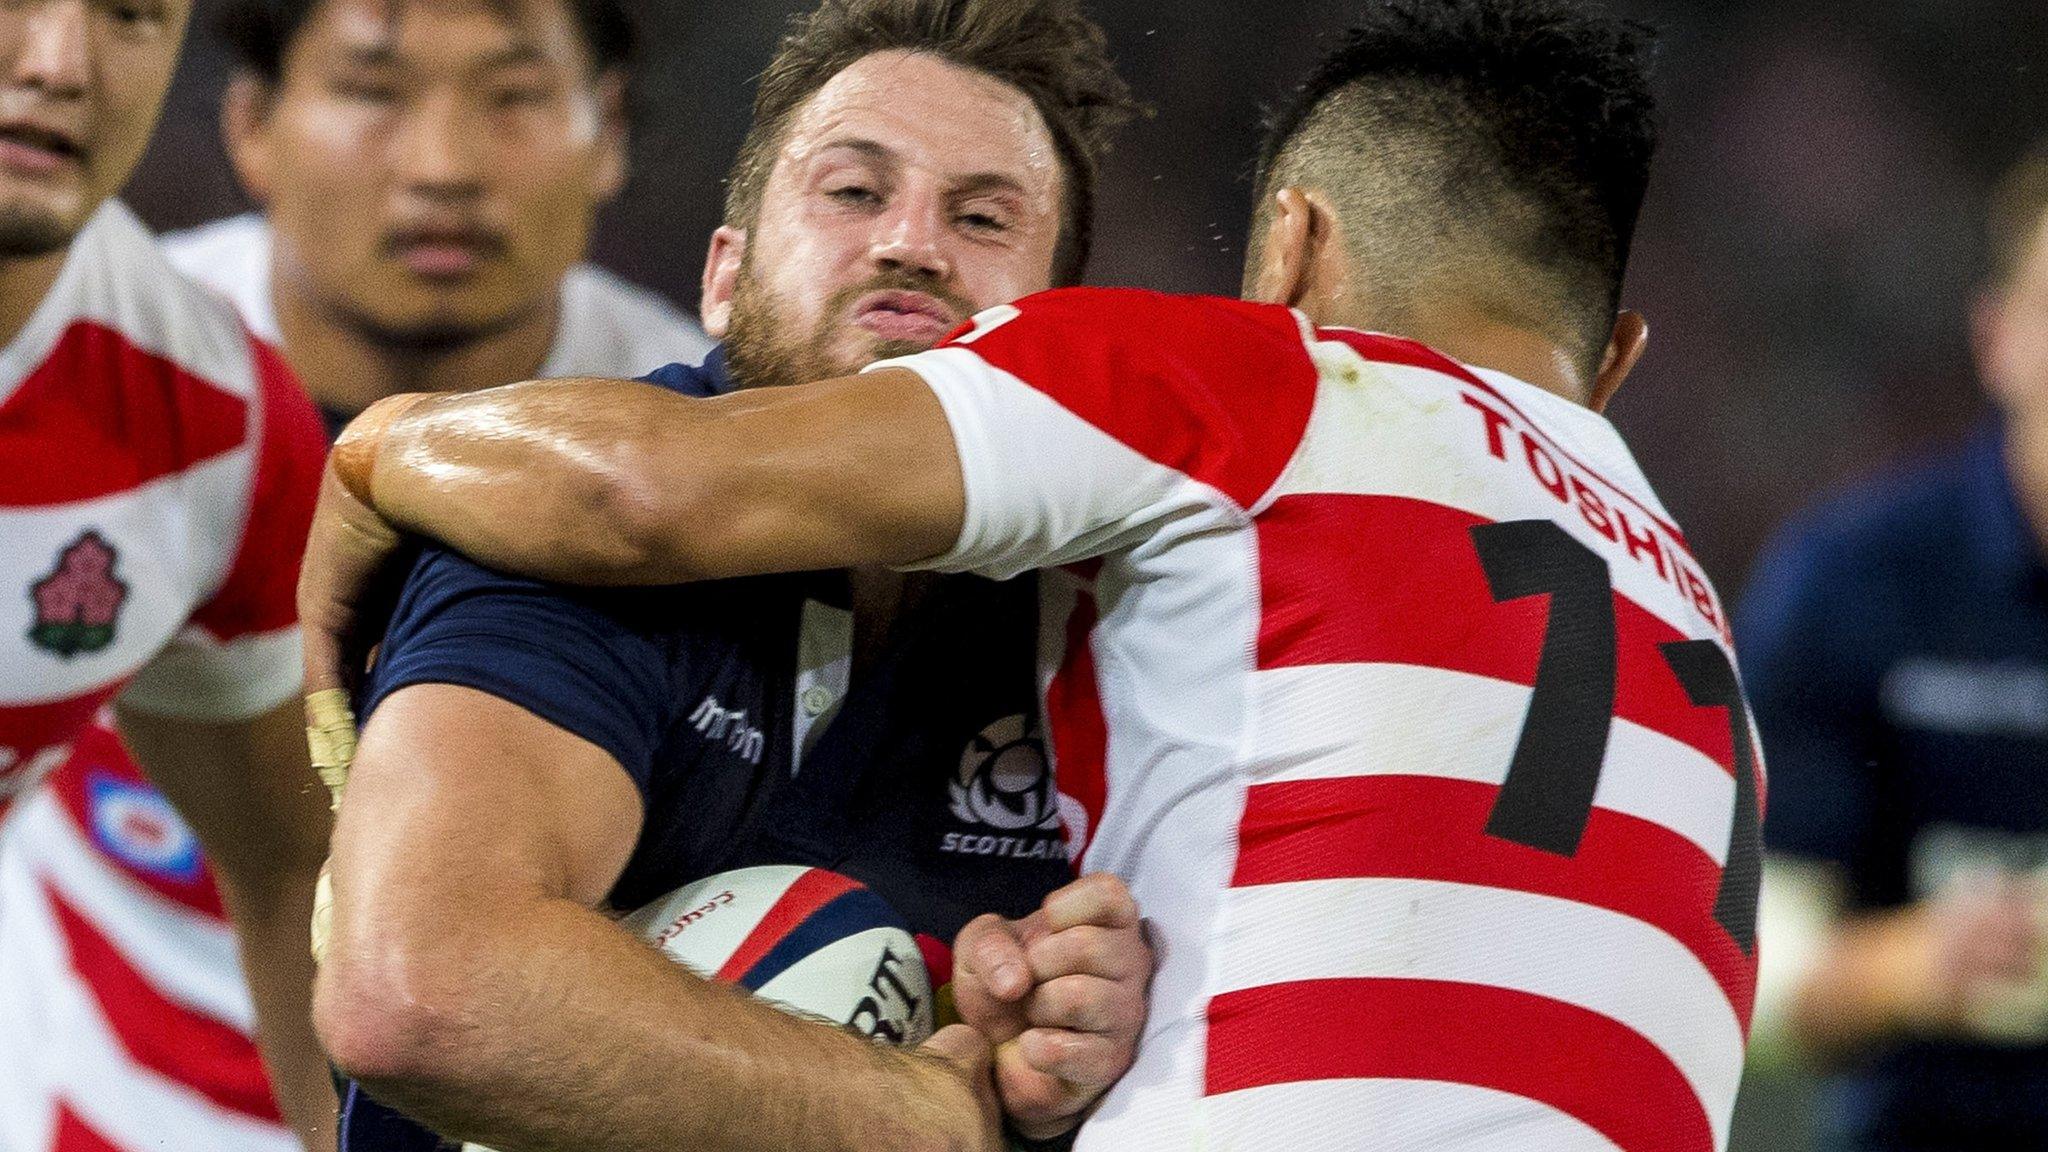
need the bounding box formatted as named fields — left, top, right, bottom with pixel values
left=306, top=3, right=1152, bottom=1150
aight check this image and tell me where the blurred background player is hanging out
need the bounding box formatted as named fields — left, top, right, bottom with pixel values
left=0, top=0, right=337, bottom=1149
left=300, top=0, right=1763, bottom=1148
left=1744, top=141, right=2048, bottom=1150
left=298, top=2, right=1150, bottom=1149
left=0, top=0, right=709, bottom=1148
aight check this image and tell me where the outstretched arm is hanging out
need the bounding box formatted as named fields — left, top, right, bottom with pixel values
left=352, top=371, right=962, bottom=580
left=302, top=371, right=963, bottom=693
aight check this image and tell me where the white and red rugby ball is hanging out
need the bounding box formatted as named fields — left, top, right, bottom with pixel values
left=621, top=864, right=935, bottom=1045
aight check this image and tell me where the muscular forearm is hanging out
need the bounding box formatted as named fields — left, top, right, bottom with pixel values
left=336, top=383, right=699, bottom=586
left=327, top=893, right=986, bottom=1152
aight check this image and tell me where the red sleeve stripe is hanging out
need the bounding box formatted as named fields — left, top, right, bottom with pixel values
left=943, top=290, right=1318, bottom=510
left=1233, top=774, right=1757, bottom=1025
left=1256, top=492, right=1742, bottom=773
left=186, top=336, right=323, bottom=642
left=43, top=881, right=280, bottom=1123
left=0, top=322, right=248, bottom=508
left=1319, top=327, right=1691, bottom=553
left=1206, top=977, right=1717, bottom=1152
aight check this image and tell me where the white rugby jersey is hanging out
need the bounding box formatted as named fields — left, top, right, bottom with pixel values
left=0, top=212, right=715, bottom=1152
left=0, top=200, right=324, bottom=1152
left=161, top=213, right=714, bottom=374
left=879, top=288, right=1762, bottom=1152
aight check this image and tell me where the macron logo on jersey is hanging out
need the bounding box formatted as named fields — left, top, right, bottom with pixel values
left=689, top=695, right=765, bottom=765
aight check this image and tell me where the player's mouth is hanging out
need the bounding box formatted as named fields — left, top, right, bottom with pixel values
left=851, top=290, right=960, bottom=345
left=384, top=224, right=506, bottom=282
left=0, top=121, right=84, bottom=179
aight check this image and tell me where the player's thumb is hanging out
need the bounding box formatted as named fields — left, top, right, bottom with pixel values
left=922, top=1023, right=995, bottom=1074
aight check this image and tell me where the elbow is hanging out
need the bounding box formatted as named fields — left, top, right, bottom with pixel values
left=313, top=932, right=480, bottom=1093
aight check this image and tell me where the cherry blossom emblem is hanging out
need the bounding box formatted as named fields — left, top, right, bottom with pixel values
left=28, top=530, right=128, bottom=658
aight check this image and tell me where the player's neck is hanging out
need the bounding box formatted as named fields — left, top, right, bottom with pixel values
left=1393, top=315, right=1588, bottom=405
left=271, top=273, right=562, bottom=416
left=0, top=247, right=70, bottom=351
left=1312, top=299, right=1589, bottom=404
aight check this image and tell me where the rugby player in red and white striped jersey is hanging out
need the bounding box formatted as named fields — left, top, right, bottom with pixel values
left=301, top=2, right=1762, bottom=1148
left=0, top=3, right=710, bottom=1147
left=0, top=3, right=336, bottom=1150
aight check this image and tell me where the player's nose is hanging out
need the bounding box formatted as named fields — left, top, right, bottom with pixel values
left=868, top=184, right=952, bottom=282
left=12, top=1, right=89, bottom=102
left=392, top=91, right=487, bottom=198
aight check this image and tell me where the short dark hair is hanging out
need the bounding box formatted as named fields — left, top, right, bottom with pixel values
left=727, top=0, right=1140, bottom=287
left=215, top=0, right=637, bottom=82
left=1252, top=0, right=1659, bottom=373
left=1987, top=141, right=2048, bottom=289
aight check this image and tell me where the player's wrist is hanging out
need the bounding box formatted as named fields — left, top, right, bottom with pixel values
left=331, top=393, right=432, bottom=509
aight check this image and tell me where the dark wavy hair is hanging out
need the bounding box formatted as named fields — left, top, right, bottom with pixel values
left=726, top=0, right=1141, bottom=287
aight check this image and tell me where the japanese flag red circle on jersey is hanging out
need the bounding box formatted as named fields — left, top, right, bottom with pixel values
left=621, top=864, right=935, bottom=1045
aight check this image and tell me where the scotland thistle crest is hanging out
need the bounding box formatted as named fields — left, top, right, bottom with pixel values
left=29, top=531, right=127, bottom=658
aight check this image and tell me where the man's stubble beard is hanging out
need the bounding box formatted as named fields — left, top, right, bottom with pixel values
left=0, top=202, right=82, bottom=260
left=723, top=264, right=968, bottom=391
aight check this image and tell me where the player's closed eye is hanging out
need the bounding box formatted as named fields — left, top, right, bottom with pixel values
left=490, top=85, right=553, bottom=111
left=102, top=0, right=169, bottom=36
left=825, top=184, right=883, bottom=208
left=332, top=77, right=399, bottom=106
left=957, top=211, right=1009, bottom=235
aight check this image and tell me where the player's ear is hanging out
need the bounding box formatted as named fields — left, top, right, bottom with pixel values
left=221, top=73, right=277, bottom=207
left=1589, top=310, right=1649, bottom=413
left=701, top=225, right=746, bottom=339
left=590, top=70, right=629, bottom=206
left=1245, top=187, right=1319, bottom=308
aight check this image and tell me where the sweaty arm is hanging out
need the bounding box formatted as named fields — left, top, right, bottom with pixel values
left=303, top=289, right=1304, bottom=694
left=314, top=552, right=996, bottom=1152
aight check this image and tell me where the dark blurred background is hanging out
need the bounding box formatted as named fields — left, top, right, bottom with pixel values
left=126, top=3, right=2048, bottom=1146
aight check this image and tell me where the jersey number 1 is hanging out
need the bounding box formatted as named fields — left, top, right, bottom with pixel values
left=1469, top=519, right=1760, bottom=953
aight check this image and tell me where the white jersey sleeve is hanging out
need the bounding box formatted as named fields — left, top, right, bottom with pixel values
left=871, top=288, right=1324, bottom=581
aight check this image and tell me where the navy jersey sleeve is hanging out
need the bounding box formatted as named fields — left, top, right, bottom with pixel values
left=1738, top=513, right=1882, bottom=873
left=359, top=546, right=679, bottom=795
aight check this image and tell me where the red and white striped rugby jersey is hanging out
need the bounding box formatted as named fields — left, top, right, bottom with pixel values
left=0, top=201, right=322, bottom=1152
left=878, top=288, right=1762, bottom=1152
left=0, top=200, right=321, bottom=821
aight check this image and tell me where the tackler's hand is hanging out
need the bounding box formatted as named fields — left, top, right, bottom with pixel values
left=952, top=873, right=1152, bottom=1141
left=298, top=396, right=426, bottom=701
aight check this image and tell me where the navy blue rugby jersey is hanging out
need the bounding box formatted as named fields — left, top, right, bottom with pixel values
left=338, top=352, right=1069, bottom=1151
left=356, top=349, right=1071, bottom=944
left=1744, top=423, right=2048, bottom=1150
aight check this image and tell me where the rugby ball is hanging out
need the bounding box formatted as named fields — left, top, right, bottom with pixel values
left=621, top=864, right=935, bottom=1045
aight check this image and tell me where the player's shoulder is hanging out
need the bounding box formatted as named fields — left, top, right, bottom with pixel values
left=965, top=287, right=1303, bottom=349
left=157, top=213, right=277, bottom=339
left=387, top=543, right=766, bottom=651
left=158, top=212, right=268, bottom=272
left=552, top=264, right=712, bottom=378
left=54, top=201, right=265, bottom=400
